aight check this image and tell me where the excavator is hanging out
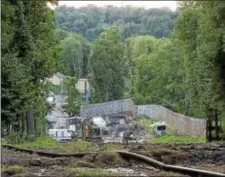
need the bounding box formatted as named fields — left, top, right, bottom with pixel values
left=81, top=118, right=102, bottom=142
left=70, top=117, right=103, bottom=142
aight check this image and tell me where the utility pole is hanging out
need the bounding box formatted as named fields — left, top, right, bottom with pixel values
left=60, top=76, right=64, bottom=103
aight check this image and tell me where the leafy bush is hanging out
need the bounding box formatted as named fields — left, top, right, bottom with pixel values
left=2, top=165, right=26, bottom=175
left=6, top=133, right=24, bottom=144
left=48, top=84, right=61, bottom=95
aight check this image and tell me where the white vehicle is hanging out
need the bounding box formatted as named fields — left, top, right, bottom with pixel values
left=48, top=118, right=76, bottom=141
left=48, top=128, right=72, bottom=141
left=151, top=121, right=167, bottom=136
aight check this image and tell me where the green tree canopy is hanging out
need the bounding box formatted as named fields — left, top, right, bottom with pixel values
left=57, top=32, right=91, bottom=78
left=89, top=26, right=125, bottom=102
left=2, top=0, right=59, bottom=137
left=64, top=76, right=81, bottom=116
left=55, top=5, right=177, bottom=41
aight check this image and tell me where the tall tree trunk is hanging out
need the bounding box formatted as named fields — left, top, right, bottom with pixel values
left=215, top=110, right=219, bottom=140
left=26, top=109, right=35, bottom=137
left=184, top=100, right=190, bottom=116
left=206, top=109, right=213, bottom=142
left=22, top=115, right=26, bottom=136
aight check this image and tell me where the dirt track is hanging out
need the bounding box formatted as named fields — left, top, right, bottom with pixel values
left=1, top=142, right=225, bottom=177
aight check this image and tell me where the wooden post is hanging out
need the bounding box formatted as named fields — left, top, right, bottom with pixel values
left=208, top=119, right=212, bottom=142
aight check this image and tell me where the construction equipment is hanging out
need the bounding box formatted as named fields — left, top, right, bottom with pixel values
left=48, top=116, right=103, bottom=142
left=81, top=118, right=102, bottom=142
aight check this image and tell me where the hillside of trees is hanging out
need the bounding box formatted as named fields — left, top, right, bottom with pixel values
left=55, top=5, right=178, bottom=41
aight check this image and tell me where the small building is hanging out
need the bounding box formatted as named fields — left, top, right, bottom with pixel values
left=47, top=75, right=90, bottom=101
left=48, top=72, right=65, bottom=85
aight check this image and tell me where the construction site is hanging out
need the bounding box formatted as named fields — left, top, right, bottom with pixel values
left=2, top=1, right=225, bottom=177
left=2, top=96, right=225, bottom=177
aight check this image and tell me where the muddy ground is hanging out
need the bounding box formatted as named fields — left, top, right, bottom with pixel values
left=129, top=142, right=225, bottom=173
left=1, top=149, right=187, bottom=177
left=1, top=142, right=225, bottom=177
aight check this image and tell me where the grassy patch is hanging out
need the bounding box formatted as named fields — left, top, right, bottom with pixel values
left=14, top=137, right=125, bottom=152
left=17, top=137, right=57, bottom=148
left=65, top=141, right=97, bottom=151
left=16, top=137, right=98, bottom=152
left=64, top=167, right=116, bottom=177
left=151, top=134, right=206, bottom=144
left=2, top=165, right=26, bottom=175
left=99, top=144, right=122, bottom=151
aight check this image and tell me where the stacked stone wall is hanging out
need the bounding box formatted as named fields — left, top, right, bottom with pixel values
left=80, top=99, right=136, bottom=117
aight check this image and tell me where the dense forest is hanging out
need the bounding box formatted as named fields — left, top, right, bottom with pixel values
left=2, top=1, right=225, bottom=141
left=56, top=5, right=178, bottom=41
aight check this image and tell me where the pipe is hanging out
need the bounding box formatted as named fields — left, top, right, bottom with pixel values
left=164, top=164, right=225, bottom=177
left=117, top=151, right=164, bottom=168
left=117, top=151, right=225, bottom=177
left=2, top=144, right=89, bottom=158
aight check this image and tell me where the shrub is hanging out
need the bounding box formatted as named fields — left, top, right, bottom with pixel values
left=6, top=133, right=24, bottom=144
left=2, top=165, right=26, bottom=175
